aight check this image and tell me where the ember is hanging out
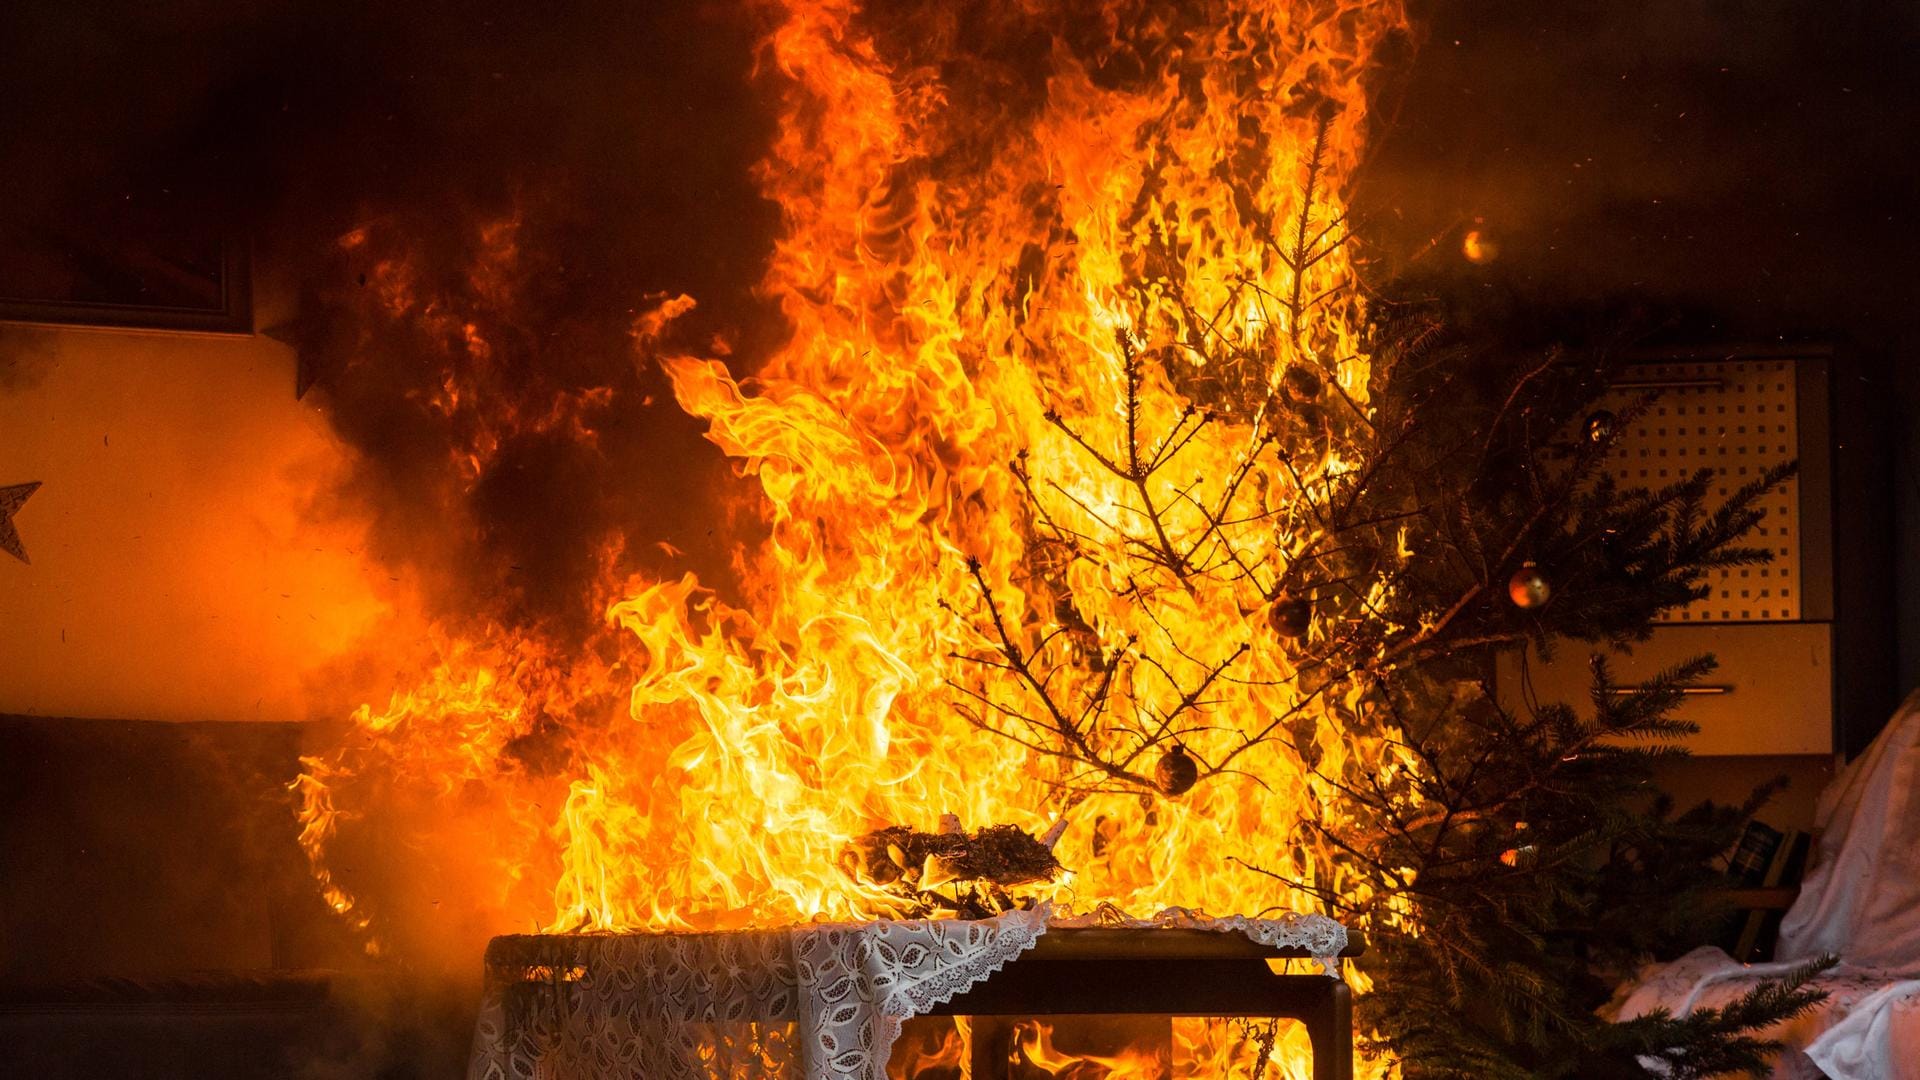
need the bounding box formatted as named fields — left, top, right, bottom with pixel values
left=839, top=816, right=1066, bottom=918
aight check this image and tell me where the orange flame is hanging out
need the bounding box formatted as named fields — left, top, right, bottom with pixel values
left=887, top=1020, right=965, bottom=1080
left=881, top=1016, right=1348, bottom=1079
left=297, top=2, right=1412, bottom=1064
left=1013, top=1019, right=1168, bottom=1080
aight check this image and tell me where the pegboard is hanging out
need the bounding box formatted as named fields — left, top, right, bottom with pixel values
left=1595, top=359, right=1802, bottom=623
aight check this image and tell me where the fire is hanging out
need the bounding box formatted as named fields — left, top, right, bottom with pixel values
left=612, top=0, right=1410, bottom=928
left=882, top=1017, right=1316, bottom=1079
left=888, top=1021, right=965, bottom=1080
left=298, top=0, right=1411, bottom=1068
left=1012, top=1020, right=1168, bottom=1080
left=1174, top=1018, right=1317, bottom=1080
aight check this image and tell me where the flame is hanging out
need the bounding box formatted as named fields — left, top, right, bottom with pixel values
left=1013, top=1020, right=1167, bottom=1080
left=1179, top=1016, right=1344, bottom=1080
left=297, top=0, right=1412, bottom=1068
left=585, top=0, right=1411, bottom=929
left=888, top=1020, right=965, bottom=1080
left=882, top=1017, right=1345, bottom=1079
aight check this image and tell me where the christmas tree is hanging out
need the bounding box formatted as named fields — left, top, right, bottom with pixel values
left=281, top=2, right=1835, bottom=1072
left=946, top=119, right=1829, bottom=1077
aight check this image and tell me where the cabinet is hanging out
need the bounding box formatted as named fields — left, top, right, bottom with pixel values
left=1495, top=344, right=1896, bottom=757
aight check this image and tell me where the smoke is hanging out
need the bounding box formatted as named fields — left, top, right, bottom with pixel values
left=12, top=0, right=1911, bottom=676
left=8, top=0, right=1914, bottom=646
left=3, top=0, right=786, bottom=654
left=259, top=0, right=786, bottom=646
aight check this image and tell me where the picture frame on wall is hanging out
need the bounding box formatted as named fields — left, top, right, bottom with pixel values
left=0, top=209, right=251, bottom=335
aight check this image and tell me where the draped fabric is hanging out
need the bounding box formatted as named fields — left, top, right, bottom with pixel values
left=1612, top=690, right=1920, bottom=1079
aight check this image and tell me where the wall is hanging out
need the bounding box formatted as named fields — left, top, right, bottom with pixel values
left=1361, top=0, right=1919, bottom=690
left=1651, top=755, right=1835, bottom=836
left=0, top=282, right=396, bottom=723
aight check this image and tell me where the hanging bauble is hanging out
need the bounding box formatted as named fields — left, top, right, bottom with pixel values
left=1268, top=594, right=1313, bottom=638
left=1585, top=410, right=1617, bottom=445
left=1282, top=365, right=1324, bottom=403
left=1507, top=562, right=1552, bottom=610
left=1154, top=745, right=1200, bottom=796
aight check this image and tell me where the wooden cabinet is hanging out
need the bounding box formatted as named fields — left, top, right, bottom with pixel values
left=1495, top=344, right=1896, bottom=758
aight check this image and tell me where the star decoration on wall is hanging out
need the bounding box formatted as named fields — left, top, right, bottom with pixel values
left=264, top=284, right=351, bottom=399
left=1, top=481, right=42, bottom=564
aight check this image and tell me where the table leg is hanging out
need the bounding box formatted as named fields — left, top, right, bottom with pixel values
left=962, top=1015, right=1015, bottom=1080
left=1300, top=978, right=1353, bottom=1080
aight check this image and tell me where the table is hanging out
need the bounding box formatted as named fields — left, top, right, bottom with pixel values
left=925, top=928, right=1366, bottom=1080
left=471, top=912, right=1362, bottom=1080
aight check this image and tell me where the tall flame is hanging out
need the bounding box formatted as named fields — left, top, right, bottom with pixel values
left=297, top=0, right=1410, bottom=996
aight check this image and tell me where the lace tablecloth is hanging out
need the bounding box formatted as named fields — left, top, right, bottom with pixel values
left=468, top=906, right=1347, bottom=1080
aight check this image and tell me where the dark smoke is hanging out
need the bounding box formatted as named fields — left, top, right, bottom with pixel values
left=259, top=0, right=788, bottom=644
left=3, top=0, right=786, bottom=651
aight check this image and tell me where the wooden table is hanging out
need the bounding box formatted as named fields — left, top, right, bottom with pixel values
left=922, top=927, right=1367, bottom=1080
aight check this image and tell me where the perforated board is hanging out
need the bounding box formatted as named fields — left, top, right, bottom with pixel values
left=1596, top=359, right=1801, bottom=623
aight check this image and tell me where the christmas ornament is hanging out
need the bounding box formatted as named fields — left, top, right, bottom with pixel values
left=264, top=285, right=351, bottom=399
left=1507, top=562, right=1552, bottom=610
left=1154, top=745, right=1200, bottom=796
left=1585, top=410, right=1616, bottom=445
left=1281, top=365, right=1324, bottom=403
left=0, top=481, right=41, bottom=564
left=1267, top=594, right=1313, bottom=638
left=1462, top=228, right=1500, bottom=264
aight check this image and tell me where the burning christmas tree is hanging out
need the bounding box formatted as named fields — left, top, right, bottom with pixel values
left=291, top=0, right=1826, bottom=1074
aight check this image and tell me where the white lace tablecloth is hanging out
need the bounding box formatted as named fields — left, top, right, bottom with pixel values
left=467, top=906, right=1348, bottom=1080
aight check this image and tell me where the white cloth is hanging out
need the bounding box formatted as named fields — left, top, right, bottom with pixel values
left=467, top=905, right=1349, bottom=1080
left=1611, top=690, right=1920, bottom=1078
left=1807, top=981, right=1920, bottom=1080
left=1778, top=690, right=1920, bottom=969
left=1612, top=948, right=1913, bottom=1080
left=793, top=906, right=1052, bottom=1078
left=1050, top=903, right=1351, bottom=976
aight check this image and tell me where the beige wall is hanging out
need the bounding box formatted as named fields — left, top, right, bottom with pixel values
left=0, top=293, right=395, bottom=722
left=1651, top=754, right=1837, bottom=835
